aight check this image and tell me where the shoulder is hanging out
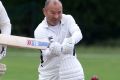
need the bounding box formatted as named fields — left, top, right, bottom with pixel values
left=62, top=14, right=75, bottom=22
left=61, top=14, right=76, bottom=25
left=34, top=26, right=47, bottom=39
left=62, top=14, right=74, bottom=20
left=34, top=23, right=45, bottom=34
left=34, top=19, right=48, bottom=37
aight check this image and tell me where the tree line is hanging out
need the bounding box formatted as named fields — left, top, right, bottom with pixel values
left=2, top=0, right=120, bottom=45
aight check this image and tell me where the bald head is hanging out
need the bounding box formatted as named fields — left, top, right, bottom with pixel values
left=44, top=0, right=62, bottom=8
left=43, top=0, right=63, bottom=26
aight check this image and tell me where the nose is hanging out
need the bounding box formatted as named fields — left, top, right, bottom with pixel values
left=54, top=14, right=59, bottom=19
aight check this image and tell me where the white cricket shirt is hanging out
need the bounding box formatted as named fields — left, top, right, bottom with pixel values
left=34, top=14, right=83, bottom=75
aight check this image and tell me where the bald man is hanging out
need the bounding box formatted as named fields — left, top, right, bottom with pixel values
left=34, top=0, right=84, bottom=80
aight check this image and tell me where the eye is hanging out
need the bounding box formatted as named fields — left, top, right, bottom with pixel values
left=50, top=11, right=55, bottom=14
left=58, top=11, right=62, bottom=15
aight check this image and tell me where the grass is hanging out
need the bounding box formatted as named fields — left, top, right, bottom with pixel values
left=0, top=48, right=40, bottom=80
left=0, top=46, right=120, bottom=80
left=76, top=46, right=120, bottom=80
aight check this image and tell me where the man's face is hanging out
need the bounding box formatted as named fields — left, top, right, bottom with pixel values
left=43, top=2, right=62, bottom=26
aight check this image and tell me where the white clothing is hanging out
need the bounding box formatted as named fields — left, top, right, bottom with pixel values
left=34, top=14, right=84, bottom=80
left=0, top=1, right=11, bottom=34
left=59, top=55, right=84, bottom=80
left=0, top=1, right=11, bottom=60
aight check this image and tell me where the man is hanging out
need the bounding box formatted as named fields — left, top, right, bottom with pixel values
left=34, top=0, right=84, bottom=80
left=0, top=1, right=11, bottom=75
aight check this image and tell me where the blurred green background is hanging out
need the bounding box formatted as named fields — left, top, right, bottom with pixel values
left=0, top=0, right=120, bottom=80
left=2, top=0, right=120, bottom=45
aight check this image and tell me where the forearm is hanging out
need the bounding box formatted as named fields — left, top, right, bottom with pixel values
left=62, top=30, right=82, bottom=55
left=71, top=30, right=83, bottom=44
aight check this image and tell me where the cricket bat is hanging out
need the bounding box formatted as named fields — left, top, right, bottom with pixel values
left=0, top=34, right=50, bottom=50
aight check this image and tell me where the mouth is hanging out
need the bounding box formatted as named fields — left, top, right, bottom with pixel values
left=47, top=18, right=61, bottom=26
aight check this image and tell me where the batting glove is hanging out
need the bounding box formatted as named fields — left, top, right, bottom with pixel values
left=62, top=38, right=74, bottom=55
left=0, top=45, right=7, bottom=60
left=49, top=42, right=62, bottom=56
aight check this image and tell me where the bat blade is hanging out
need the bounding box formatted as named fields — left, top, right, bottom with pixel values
left=0, top=34, right=49, bottom=49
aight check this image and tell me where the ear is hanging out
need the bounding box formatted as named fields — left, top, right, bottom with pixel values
left=43, top=8, right=46, bottom=16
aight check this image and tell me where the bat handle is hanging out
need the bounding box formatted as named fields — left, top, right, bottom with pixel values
left=48, top=36, right=54, bottom=42
left=48, top=36, right=53, bottom=48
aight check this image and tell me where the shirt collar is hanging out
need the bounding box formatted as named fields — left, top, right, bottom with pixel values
left=61, top=14, right=65, bottom=25
left=42, top=17, right=49, bottom=28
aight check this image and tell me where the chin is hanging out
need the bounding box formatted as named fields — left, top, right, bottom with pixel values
left=51, top=22, right=59, bottom=26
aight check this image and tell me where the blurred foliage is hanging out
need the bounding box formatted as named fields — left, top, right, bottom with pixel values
left=1, top=0, right=120, bottom=45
